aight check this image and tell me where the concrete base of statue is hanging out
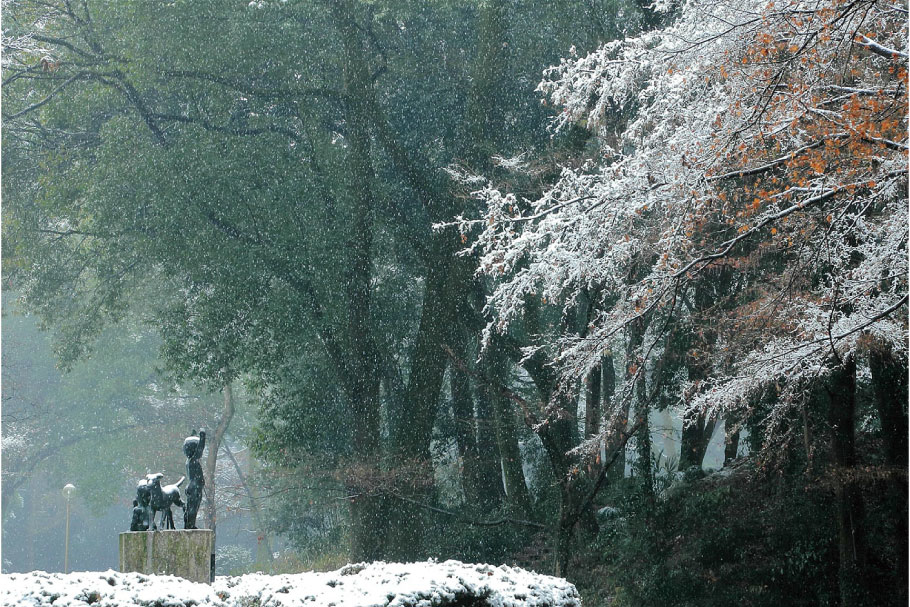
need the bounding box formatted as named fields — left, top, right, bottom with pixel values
left=119, top=529, right=215, bottom=584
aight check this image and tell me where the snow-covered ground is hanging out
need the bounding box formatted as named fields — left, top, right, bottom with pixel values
left=1, top=560, right=581, bottom=607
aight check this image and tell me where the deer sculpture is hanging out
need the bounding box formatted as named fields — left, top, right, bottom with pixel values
left=146, top=473, right=185, bottom=530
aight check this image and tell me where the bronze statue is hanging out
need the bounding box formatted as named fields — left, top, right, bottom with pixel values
left=183, top=429, right=206, bottom=529
left=135, top=478, right=152, bottom=531
left=147, top=473, right=185, bottom=530
left=129, top=499, right=148, bottom=531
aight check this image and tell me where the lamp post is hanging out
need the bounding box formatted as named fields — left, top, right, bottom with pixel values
left=63, top=484, right=75, bottom=573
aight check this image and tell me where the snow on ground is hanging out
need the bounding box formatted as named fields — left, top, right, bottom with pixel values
left=1, top=560, right=581, bottom=607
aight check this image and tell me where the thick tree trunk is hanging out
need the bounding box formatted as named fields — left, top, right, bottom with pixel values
left=584, top=365, right=602, bottom=439
left=679, top=280, right=721, bottom=471
left=724, top=419, right=740, bottom=463
left=491, top=389, right=533, bottom=517
left=348, top=491, right=388, bottom=562
left=386, top=249, right=460, bottom=560
left=461, top=0, right=507, bottom=160
left=474, top=380, right=508, bottom=506
left=449, top=327, right=506, bottom=508
left=344, top=349, right=385, bottom=560
left=630, top=336, right=654, bottom=499
left=869, top=343, right=908, bottom=602
left=26, top=480, right=38, bottom=571
left=330, top=1, right=390, bottom=561
left=477, top=334, right=530, bottom=514
left=450, top=356, right=485, bottom=506
left=395, top=243, right=462, bottom=459
left=539, top=406, right=597, bottom=577
left=635, top=406, right=654, bottom=499
left=542, top=414, right=578, bottom=577
left=518, top=335, right=596, bottom=577
left=869, top=344, right=908, bottom=467
left=679, top=411, right=715, bottom=471
left=345, top=371, right=386, bottom=562
left=826, top=356, right=869, bottom=607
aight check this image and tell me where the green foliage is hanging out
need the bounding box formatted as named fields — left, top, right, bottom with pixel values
left=2, top=0, right=729, bottom=569
left=576, top=462, right=880, bottom=607
left=423, top=507, right=530, bottom=564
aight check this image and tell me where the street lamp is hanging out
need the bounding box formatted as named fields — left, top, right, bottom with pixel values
left=63, top=484, right=75, bottom=574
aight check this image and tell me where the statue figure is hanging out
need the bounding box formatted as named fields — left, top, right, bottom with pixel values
left=135, top=478, right=152, bottom=531
left=146, top=473, right=185, bottom=530
left=183, top=429, right=206, bottom=529
left=129, top=499, right=148, bottom=531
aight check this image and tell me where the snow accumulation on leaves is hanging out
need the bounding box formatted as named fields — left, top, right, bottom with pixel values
left=459, top=0, right=908, bottom=449
left=0, top=561, right=581, bottom=607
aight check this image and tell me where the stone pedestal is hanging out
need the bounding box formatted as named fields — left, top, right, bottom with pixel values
left=119, top=529, right=214, bottom=584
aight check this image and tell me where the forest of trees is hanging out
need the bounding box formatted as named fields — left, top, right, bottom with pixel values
left=2, top=0, right=906, bottom=606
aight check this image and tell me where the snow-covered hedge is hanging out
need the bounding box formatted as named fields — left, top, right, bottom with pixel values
left=1, top=560, right=581, bottom=607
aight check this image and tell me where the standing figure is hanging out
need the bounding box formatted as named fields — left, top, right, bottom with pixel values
left=183, top=429, right=206, bottom=529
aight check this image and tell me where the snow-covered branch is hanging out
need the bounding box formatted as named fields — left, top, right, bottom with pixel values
left=461, top=0, right=907, bottom=449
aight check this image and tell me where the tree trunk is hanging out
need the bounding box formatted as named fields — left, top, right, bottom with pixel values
left=540, top=405, right=597, bottom=577
left=25, top=480, right=38, bottom=571
left=461, top=0, right=507, bottom=161
left=222, top=440, right=273, bottom=568
left=869, top=343, right=908, bottom=603
left=344, top=351, right=385, bottom=560
left=679, top=280, right=722, bottom=471
left=518, top=337, right=595, bottom=577
left=474, top=378, right=508, bottom=506
left=869, top=343, right=908, bottom=467
left=724, top=418, right=740, bottom=463
left=491, top=389, right=533, bottom=517
left=602, top=354, right=624, bottom=481
left=385, top=248, right=457, bottom=559
left=610, top=321, right=648, bottom=482
left=679, top=412, right=714, bottom=471
left=479, top=335, right=531, bottom=515
left=450, top=354, right=486, bottom=506
left=827, top=356, right=869, bottom=606
left=345, top=371, right=386, bottom=561
left=699, top=418, right=717, bottom=463
left=330, top=1, right=389, bottom=562
left=635, top=406, right=654, bottom=500
left=585, top=365, right=601, bottom=439
left=202, top=383, right=235, bottom=578
left=630, top=336, right=654, bottom=499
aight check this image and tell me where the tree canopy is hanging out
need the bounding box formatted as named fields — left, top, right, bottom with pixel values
left=2, top=0, right=906, bottom=603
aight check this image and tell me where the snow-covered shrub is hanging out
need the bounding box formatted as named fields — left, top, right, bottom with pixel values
left=1, top=560, right=581, bottom=607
